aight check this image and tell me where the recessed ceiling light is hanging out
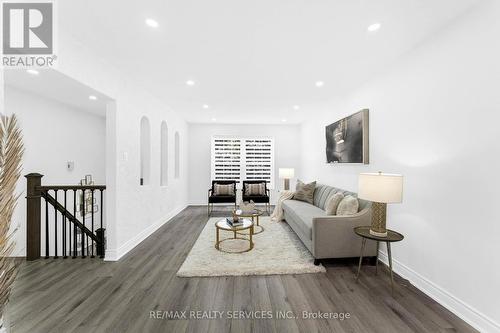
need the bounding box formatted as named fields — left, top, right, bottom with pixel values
left=211, top=118, right=217, bottom=122
left=203, top=104, right=209, bottom=109
left=315, top=81, right=324, bottom=87
left=26, top=69, right=39, bottom=75
left=186, top=80, right=195, bottom=86
left=367, top=23, right=381, bottom=32
left=145, top=18, right=159, bottom=28
left=89, top=95, right=97, bottom=101
left=281, top=118, right=287, bottom=122
left=293, top=105, right=300, bottom=110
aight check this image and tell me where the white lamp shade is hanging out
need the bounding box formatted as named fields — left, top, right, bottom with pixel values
left=358, top=173, right=403, bottom=203
left=279, top=168, right=295, bottom=179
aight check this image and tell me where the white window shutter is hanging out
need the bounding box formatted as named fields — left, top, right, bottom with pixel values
left=243, top=138, right=275, bottom=189
left=211, top=136, right=275, bottom=189
left=211, top=137, right=242, bottom=185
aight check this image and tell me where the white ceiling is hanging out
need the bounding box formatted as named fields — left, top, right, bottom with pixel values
left=5, top=69, right=109, bottom=117
left=58, top=0, right=480, bottom=124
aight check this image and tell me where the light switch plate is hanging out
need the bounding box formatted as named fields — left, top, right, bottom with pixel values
left=67, top=161, right=74, bottom=171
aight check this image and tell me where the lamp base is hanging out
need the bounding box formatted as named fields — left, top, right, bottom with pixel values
left=370, top=202, right=388, bottom=238
left=283, top=178, right=290, bottom=191
left=369, top=229, right=388, bottom=237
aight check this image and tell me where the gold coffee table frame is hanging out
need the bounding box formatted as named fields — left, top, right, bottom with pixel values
left=215, top=218, right=254, bottom=253
left=235, top=209, right=264, bottom=234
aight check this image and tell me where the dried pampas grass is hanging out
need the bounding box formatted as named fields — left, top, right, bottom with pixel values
left=0, top=114, right=24, bottom=316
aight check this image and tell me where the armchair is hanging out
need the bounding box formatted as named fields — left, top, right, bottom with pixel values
left=208, top=180, right=237, bottom=216
left=242, top=180, right=270, bottom=214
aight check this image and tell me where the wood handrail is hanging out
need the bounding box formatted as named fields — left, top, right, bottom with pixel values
left=37, top=185, right=106, bottom=191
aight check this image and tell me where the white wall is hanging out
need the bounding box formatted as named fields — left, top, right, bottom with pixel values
left=188, top=123, right=301, bottom=205
left=5, top=86, right=106, bottom=256
left=299, top=1, right=500, bottom=332
left=14, top=30, right=191, bottom=261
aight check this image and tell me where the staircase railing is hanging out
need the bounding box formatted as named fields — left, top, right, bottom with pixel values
left=25, top=173, right=106, bottom=260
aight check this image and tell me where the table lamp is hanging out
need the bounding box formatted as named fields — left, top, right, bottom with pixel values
left=358, top=172, right=403, bottom=237
left=279, top=168, right=295, bottom=191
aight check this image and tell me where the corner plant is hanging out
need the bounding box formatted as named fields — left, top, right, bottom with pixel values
left=0, top=114, right=24, bottom=318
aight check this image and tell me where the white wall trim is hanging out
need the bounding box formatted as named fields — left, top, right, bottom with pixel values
left=378, top=251, right=500, bottom=333
left=104, top=205, right=186, bottom=261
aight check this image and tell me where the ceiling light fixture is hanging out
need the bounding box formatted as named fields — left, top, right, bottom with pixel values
left=315, top=81, right=324, bottom=87
left=89, top=95, right=98, bottom=101
left=293, top=105, right=300, bottom=110
left=367, top=23, right=381, bottom=32
left=186, top=80, right=195, bottom=86
left=145, top=18, right=159, bottom=28
left=203, top=104, right=209, bottom=109
left=26, top=69, right=39, bottom=75
left=281, top=118, right=287, bottom=122
left=211, top=118, right=217, bottom=122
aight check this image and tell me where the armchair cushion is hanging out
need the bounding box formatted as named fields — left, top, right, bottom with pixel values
left=209, top=195, right=236, bottom=203
left=213, top=183, right=236, bottom=196
left=244, top=182, right=266, bottom=195
left=242, top=195, right=270, bottom=204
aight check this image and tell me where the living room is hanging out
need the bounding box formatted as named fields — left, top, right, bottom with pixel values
left=0, top=0, right=498, bottom=332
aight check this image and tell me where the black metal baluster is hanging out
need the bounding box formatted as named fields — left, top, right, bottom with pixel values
left=82, top=189, right=85, bottom=258
left=100, top=189, right=104, bottom=258
left=73, top=190, right=77, bottom=258
left=54, top=190, right=58, bottom=259
left=91, top=190, right=95, bottom=258
left=45, top=191, right=49, bottom=259
left=68, top=189, right=72, bottom=258
left=63, top=190, right=67, bottom=258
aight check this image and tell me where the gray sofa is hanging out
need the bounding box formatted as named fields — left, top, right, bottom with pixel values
left=282, top=183, right=377, bottom=264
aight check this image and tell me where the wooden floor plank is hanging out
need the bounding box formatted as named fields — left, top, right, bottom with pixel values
left=6, top=206, right=477, bottom=333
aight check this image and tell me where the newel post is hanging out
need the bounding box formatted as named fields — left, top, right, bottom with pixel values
left=25, top=173, right=43, bottom=261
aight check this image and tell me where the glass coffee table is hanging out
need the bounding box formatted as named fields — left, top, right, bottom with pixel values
left=215, top=218, right=254, bottom=253
left=235, top=209, right=264, bottom=234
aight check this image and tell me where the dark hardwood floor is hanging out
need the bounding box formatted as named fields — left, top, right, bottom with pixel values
left=6, top=206, right=476, bottom=333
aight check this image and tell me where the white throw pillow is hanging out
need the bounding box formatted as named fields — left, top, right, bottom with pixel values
left=325, top=193, right=344, bottom=215
left=336, top=195, right=359, bottom=215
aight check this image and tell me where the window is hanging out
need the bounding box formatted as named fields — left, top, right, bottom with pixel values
left=140, top=116, right=151, bottom=185
left=174, top=131, right=180, bottom=179
left=211, top=136, right=275, bottom=188
left=160, top=121, right=168, bottom=186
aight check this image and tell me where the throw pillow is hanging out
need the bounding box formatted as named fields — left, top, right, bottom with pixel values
left=293, top=180, right=316, bottom=204
left=336, top=195, right=359, bottom=215
left=325, top=192, right=344, bottom=215
left=214, top=184, right=235, bottom=196
left=245, top=183, right=266, bottom=195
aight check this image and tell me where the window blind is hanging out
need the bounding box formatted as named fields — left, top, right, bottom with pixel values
left=211, top=137, right=242, bottom=183
left=211, top=136, right=275, bottom=189
left=243, top=138, right=274, bottom=188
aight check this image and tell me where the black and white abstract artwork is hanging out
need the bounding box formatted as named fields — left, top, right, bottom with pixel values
left=325, top=109, right=369, bottom=164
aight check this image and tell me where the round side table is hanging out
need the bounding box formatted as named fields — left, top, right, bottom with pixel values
left=215, top=218, right=254, bottom=253
left=235, top=209, right=264, bottom=234
left=354, top=226, right=404, bottom=295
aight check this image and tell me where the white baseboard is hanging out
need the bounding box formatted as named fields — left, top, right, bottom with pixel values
left=104, top=205, right=187, bottom=262
left=188, top=201, right=207, bottom=206
left=378, top=251, right=500, bottom=333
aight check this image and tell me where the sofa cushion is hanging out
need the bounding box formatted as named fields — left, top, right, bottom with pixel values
left=293, top=180, right=316, bottom=204
left=337, top=195, right=359, bottom=215
left=313, top=184, right=338, bottom=209
left=282, top=199, right=327, bottom=240
left=325, top=192, right=344, bottom=215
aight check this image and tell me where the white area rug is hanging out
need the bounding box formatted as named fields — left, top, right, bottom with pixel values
left=177, top=217, right=326, bottom=277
